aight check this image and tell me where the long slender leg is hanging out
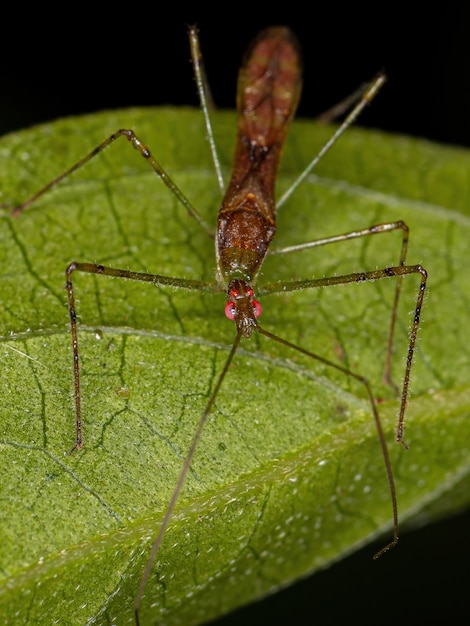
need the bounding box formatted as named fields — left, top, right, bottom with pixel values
left=276, top=73, right=386, bottom=210
left=271, top=220, right=410, bottom=390
left=270, top=221, right=408, bottom=256
left=10, top=129, right=213, bottom=236
left=261, top=263, right=427, bottom=448
left=65, top=260, right=216, bottom=452
left=189, top=25, right=225, bottom=195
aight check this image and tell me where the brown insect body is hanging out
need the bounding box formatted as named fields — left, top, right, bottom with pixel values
left=217, top=28, right=302, bottom=336
left=8, top=26, right=428, bottom=623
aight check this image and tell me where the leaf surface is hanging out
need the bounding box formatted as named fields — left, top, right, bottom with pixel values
left=0, top=108, right=469, bottom=625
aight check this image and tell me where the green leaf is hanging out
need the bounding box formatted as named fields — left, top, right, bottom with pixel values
left=0, top=107, right=469, bottom=625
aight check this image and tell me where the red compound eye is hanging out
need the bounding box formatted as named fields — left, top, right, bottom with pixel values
left=253, top=299, right=262, bottom=318
left=230, top=289, right=239, bottom=299
left=225, top=301, right=236, bottom=320
left=246, top=287, right=254, bottom=297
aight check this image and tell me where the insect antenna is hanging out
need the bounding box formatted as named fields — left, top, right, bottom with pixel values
left=134, top=329, right=243, bottom=621
left=256, top=325, right=399, bottom=555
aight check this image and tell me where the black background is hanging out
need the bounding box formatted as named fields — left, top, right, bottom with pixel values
left=3, top=7, right=470, bottom=147
left=2, top=5, right=469, bottom=625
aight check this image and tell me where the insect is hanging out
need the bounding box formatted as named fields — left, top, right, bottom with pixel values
left=8, top=26, right=427, bottom=625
